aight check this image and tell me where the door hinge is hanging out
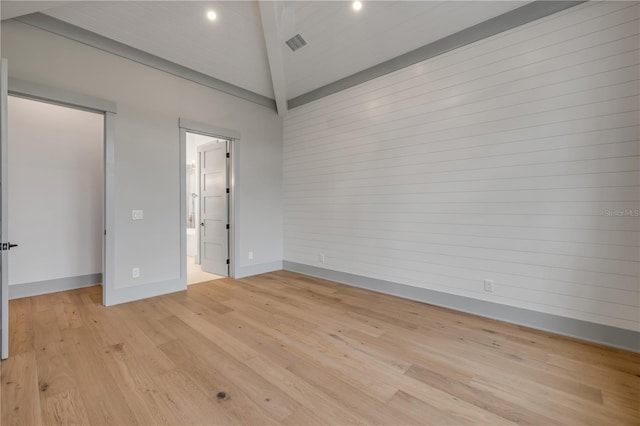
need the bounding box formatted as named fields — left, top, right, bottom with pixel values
left=226, top=188, right=230, bottom=194
left=226, top=259, right=230, bottom=265
left=226, top=152, right=230, bottom=158
left=226, top=224, right=230, bottom=230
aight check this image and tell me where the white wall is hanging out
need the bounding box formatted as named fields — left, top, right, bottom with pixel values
left=7, top=96, right=103, bottom=286
left=283, top=2, right=640, bottom=332
left=1, top=19, right=282, bottom=299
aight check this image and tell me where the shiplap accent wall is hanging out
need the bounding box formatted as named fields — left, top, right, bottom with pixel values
left=283, top=2, right=640, bottom=332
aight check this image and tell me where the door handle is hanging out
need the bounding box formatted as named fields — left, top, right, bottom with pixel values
left=200, top=222, right=205, bottom=226
left=1, top=242, right=18, bottom=251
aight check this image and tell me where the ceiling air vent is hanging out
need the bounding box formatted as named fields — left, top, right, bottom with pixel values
left=285, top=34, right=307, bottom=52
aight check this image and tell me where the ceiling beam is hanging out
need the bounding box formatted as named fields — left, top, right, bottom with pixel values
left=258, top=1, right=288, bottom=116
left=1, top=1, right=73, bottom=21
left=288, top=0, right=586, bottom=110
left=13, top=13, right=276, bottom=110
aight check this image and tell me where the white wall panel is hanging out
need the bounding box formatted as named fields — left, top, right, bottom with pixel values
left=283, top=2, right=640, bottom=332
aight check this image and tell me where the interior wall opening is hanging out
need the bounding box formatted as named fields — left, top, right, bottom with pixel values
left=185, top=131, right=229, bottom=284
left=7, top=95, right=104, bottom=298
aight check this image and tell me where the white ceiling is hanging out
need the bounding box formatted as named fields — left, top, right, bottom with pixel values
left=43, top=1, right=275, bottom=98
left=279, top=1, right=527, bottom=99
left=2, top=0, right=531, bottom=106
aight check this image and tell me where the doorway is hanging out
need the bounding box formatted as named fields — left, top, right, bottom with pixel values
left=185, top=131, right=229, bottom=284
left=1, top=72, right=117, bottom=358
left=7, top=96, right=104, bottom=295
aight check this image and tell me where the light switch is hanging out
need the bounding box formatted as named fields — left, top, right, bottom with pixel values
left=132, top=210, right=144, bottom=220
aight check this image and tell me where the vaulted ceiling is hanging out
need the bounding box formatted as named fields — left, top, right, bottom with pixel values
left=1, top=1, right=532, bottom=113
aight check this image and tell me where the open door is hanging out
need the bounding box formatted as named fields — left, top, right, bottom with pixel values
left=1, top=58, right=9, bottom=359
left=198, top=140, right=229, bottom=276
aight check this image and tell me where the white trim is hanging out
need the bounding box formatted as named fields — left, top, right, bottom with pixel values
left=258, top=1, right=288, bottom=115
left=8, top=78, right=116, bottom=113
left=9, top=274, right=102, bottom=300
left=178, top=119, right=240, bottom=140
left=102, top=278, right=185, bottom=306
left=179, top=128, right=188, bottom=288
left=102, top=112, right=116, bottom=306
left=236, top=261, right=283, bottom=279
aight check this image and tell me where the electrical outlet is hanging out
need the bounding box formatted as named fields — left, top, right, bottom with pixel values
left=319, top=254, right=325, bottom=264
left=248, top=251, right=254, bottom=260
left=132, top=267, right=140, bottom=278
left=484, top=279, right=494, bottom=293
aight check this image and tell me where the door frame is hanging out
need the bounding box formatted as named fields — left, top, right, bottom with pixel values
left=6, top=78, right=116, bottom=308
left=1, top=59, right=9, bottom=359
left=179, top=119, right=239, bottom=282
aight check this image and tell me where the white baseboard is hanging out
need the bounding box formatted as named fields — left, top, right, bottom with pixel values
left=103, top=278, right=186, bottom=306
left=284, top=261, right=640, bottom=353
left=9, top=273, right=102, bottom=299
left=235, top=260, right=283, bottom=279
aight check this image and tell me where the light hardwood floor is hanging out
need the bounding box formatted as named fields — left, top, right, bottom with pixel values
left=1, top=270, right=639, bottom=425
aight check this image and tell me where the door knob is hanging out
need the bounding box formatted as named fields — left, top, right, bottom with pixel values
left=200, top=222, right=205, bottom=226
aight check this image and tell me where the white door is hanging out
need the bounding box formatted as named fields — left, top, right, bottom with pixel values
left=198, top=140, right=229, bottom=276
left=1, top=58, right=10, bottom=359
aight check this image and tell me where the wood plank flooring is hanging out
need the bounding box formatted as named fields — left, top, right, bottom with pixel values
left=2, top=270, right=639, bottom=425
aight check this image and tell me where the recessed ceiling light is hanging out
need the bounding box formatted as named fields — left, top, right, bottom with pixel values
left=352, top=1, right=362, bottom=11
left=206, top=10, right=217, bottom=21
